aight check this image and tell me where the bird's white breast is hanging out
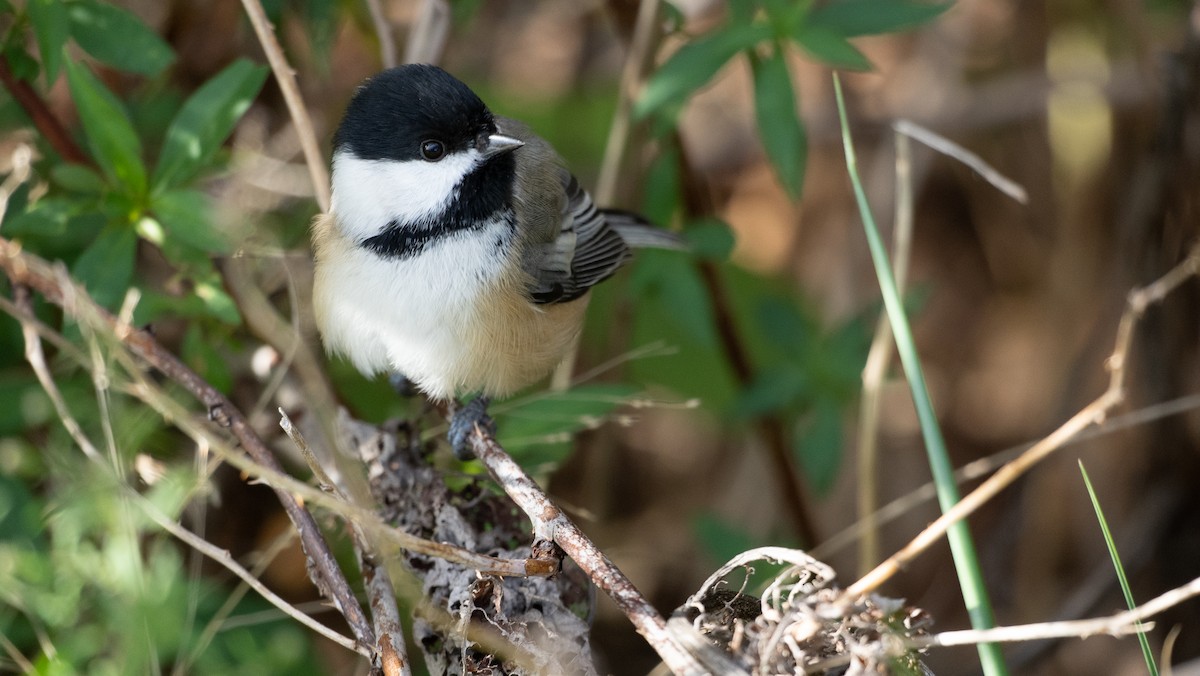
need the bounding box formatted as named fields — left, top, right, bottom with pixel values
left=313, top=214, right=511, bottom=400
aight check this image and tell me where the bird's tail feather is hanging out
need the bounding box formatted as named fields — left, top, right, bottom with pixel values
left=603, top=209, right=688, bottom=251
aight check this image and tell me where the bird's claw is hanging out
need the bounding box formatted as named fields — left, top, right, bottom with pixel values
left=449, top=396, right=494, bottom=460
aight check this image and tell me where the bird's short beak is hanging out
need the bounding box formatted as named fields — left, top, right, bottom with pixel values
left=481, top=133, right=524, bottom=159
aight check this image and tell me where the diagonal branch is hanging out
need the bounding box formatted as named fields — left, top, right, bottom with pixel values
left=0, top=55, right=91, bottom=166
left=468, top=425, right=706, bottom=675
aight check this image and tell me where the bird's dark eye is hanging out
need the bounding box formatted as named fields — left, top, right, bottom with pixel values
left=420, top=140, right=446, bottom=161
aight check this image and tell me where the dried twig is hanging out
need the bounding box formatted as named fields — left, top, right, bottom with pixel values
left=279, top=410, right=412, bottom=676
left=468, top=425, right=707, bottom=675
left=844, top=241, right=1200, bottom=600
left=143, top=500, right=369, bottom=655
left=402, top=0, right=451, bottom=65
left=0, top=235, right=375, bottom=648
left=239, top=0, right=331, bottom=212
left=364, top=0, right=398, bottom=68
left=893, top=119, right=1029, bottom=204
left=914, top=574, right=1200, bottom=648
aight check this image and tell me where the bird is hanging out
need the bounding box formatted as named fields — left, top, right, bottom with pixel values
left=312, top=64, right=681, bottom=455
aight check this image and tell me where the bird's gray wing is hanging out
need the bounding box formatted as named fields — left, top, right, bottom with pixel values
left=528, top=171, right=632, bottom=304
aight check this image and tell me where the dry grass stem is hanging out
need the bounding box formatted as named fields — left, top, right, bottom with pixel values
left=239, top=0, right=331, bottom=211
left=893, top=119, right=1029, bottom=204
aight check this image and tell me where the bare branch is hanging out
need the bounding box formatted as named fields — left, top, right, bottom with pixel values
left=468, top=425, right=707, bottom=675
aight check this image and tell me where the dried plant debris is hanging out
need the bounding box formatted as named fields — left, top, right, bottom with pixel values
left=671, top=547, right=933, bottom=675
left=340, top=412, right=597, bottom=676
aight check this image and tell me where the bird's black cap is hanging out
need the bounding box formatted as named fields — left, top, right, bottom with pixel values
left=333, top=64, right=497, bottom=162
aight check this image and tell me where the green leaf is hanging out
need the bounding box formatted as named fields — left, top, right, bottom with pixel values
left=752, top=48, right=808, bottom=197
left=497, top=384, right=639, bottom=466
left=65, top=60, right=146, bottom=197
left=807, top=0, right=952, bottom=37
left=794, top=399, right=843, bottom=494
left=182, top=324, right=232, bottom=394
left=684, top=218, right=736, bottom=261
left=153, top=59, right=268, bottom=190
left=194, top=273, right=240, bottom=325
left=792, top=24, right=873, bottom=70
left=634, top=22, right=770, bottom=119
left=736, top=366, right=807, bottom=418
left=151, top=189, right=229, bottom=255
left=72, top=225, right=136, bottom=310
left=630, top=251, right=718, bottom=350
left=66, top=0, right=174, bottom=76
left=26, top=0, right=67, bottom=82
left=51, top=164, right=106, bottom=194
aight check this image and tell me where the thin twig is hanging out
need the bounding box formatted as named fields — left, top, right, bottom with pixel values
left=141, top=500, right=369, bottom=656
left=914, top=574, right=1200, bottom=648
left=402, top=0, right=451, bottom=65
left=364, top=0, right=398, bottom=68
left=843, top=241, right=1200, bottom=600
left=278, top=409, right=412, bottom=676
left=239, top=0, right=331, bottom=212
left=468, top=425, right=706, bottom=675
left=893, top=119, right=1028, bottom=204
left=14, top=285, right=101, bottom=460
left=0, top=235, right=374, bottom=648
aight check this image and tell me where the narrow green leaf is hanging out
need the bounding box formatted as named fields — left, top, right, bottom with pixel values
left=65, top=60, right=146, bottom=197
left=793, top=24, right=873, bottom=70
left=154, top=59, right=268, bottom=190
left=51, top=164, right=106, bottom=194
left=1079, top=462, right=1159, bottom=676
left=66, top=0, right=174, bottom=76
left=752, top=48, right=808, bottom=197
left=26, top=0, right=68, bottom=82
left=833, top=74, right=1007, bottom=674
left=72, top=225, right=136, bottom=310
left=807, top=0, right=952, bottom=37
left=634, top=22, right=770, bottom=119
left=496, top=384, right=639, bottom=466
left=151, top=189, right=229, bottom=255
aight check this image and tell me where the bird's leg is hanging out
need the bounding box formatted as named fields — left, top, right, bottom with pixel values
left=448, top=395, right=495, bottom=460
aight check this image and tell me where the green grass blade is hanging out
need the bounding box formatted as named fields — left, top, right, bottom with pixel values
left=832, top=74, right=1008, bottom=675
left=1079, top=462, right=1159, bottom=675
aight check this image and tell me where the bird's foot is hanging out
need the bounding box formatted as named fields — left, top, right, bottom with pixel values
left=448, top=395, right=494, bottom=460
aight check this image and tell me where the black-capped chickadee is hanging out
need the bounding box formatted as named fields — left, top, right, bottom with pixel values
left=312, top=64, right=680, bottom=450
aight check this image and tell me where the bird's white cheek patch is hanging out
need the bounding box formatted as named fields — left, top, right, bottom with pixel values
left=330, top=150, right=480, bottom=241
